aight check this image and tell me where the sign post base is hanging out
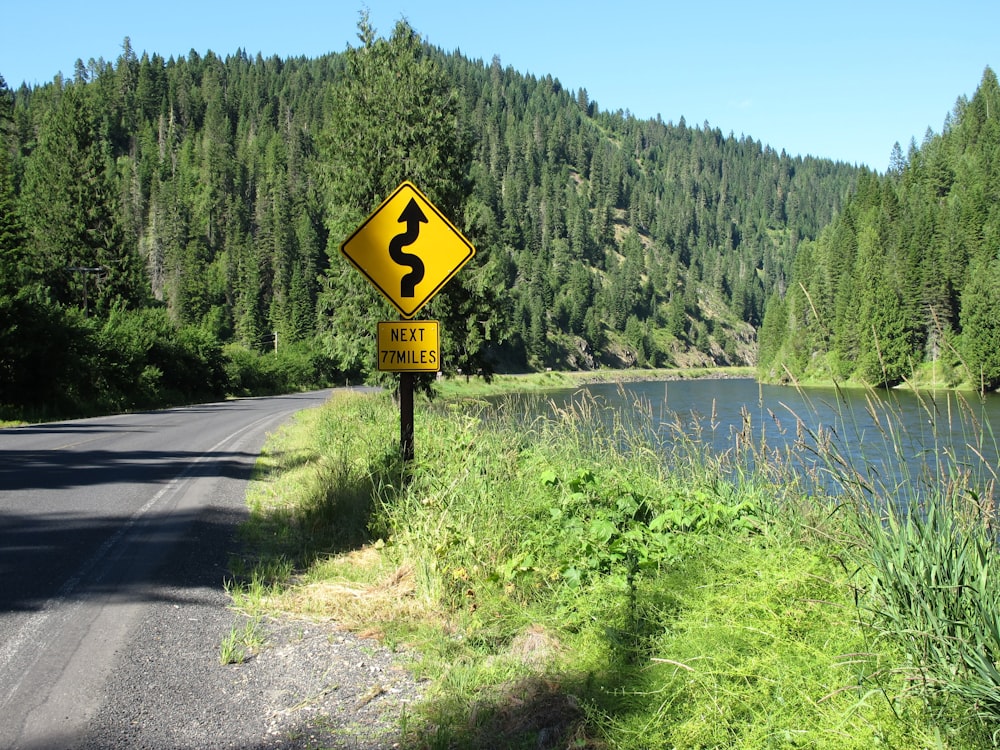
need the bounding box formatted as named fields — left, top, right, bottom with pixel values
left=400, top=372, right=414, bottom=463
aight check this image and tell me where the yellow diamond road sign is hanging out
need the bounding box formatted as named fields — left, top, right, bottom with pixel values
left=340, top=181, right=476, bottom=319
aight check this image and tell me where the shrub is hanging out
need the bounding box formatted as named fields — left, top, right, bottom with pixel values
left=95, top=307, right=227, bottom=408
left=223, top=340, right=339, bottom=397
left=0, top=290, right=95, bottom=418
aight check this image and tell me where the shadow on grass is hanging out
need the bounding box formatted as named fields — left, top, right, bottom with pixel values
left=409, top=665, right=663, bottom=750
left=235, top=443, right=408, bottom=575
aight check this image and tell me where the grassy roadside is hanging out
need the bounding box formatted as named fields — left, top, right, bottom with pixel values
left=232, top=385, right=997, bottom=748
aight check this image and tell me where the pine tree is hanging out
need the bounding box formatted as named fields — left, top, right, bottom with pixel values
left=317, top=14, right=474, bottom=380
left=4, top=34, right=880, bottom=393
left=319, top=15, right=467, bottom=233
left=959, top=256, right=1000, bottom=393
left=0, top=75, right=26, bottom=296
left=20, top=81, right=145, bottom=313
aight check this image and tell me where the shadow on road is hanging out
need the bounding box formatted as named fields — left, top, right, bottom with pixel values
left=0, top=446, right=262, bottom=492
left=0, top=502, right=249, bottom=613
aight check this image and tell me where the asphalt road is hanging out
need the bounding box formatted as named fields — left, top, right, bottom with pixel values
left=0, top=391, right=336, bottom=749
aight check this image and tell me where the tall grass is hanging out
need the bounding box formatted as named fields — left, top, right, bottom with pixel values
left=856, top=490, right=1000, bottom=734
left=233, top=385, right=1000, bottom=748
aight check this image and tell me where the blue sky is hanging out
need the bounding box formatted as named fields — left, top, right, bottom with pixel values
left=2, top=1, right=995, bottom=171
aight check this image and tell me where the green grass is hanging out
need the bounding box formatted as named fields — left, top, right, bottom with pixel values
left=219, top=617, right=265, bottom=665
left=230, top=385, right=998, bottom=748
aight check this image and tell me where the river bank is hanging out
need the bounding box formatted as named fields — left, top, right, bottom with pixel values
left=433, top=365, right=755, bottom=399
left=230, top=387, right=998, bottom=748
left=437, top=363, right=985, bottom=401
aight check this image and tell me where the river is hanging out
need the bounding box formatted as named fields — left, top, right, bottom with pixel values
left=486, top=377, right=1000, bottom=501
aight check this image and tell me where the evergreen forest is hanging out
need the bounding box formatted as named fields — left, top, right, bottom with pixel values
left=758, top=68, right=1000, bottom=392
left=1, top=17, right=993, bottom=418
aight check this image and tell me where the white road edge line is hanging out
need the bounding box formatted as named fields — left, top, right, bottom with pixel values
left=0, top=410, right=281, bottom=707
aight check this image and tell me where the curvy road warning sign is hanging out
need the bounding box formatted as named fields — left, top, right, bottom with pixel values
left=340, top=182, right=476, bottom=319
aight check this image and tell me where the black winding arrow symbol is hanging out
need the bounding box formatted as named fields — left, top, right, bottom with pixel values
left=389, top=198, right=428, bottom=298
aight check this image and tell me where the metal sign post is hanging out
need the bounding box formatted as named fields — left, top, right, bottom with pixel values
left=400, top=372, right=415, bottom=462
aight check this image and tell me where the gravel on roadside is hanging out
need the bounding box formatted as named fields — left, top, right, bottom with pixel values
left=78, top=485, right=426, bottom=750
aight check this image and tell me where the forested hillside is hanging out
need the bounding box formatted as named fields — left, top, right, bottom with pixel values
left=0, top=19, right=861, bottom=417
left=757, top=68, right=1000, bottom=392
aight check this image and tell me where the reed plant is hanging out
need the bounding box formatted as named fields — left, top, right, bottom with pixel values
left=855, top=488, right=1000, bottom=735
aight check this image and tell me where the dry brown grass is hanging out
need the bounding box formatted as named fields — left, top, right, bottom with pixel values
left=271, top=546, right=435, bottom=629
left=505, top=624, right=564, bottom=670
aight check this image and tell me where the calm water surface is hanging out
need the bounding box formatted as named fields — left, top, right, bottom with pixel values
left=488, top=378, right=1000, bottom=498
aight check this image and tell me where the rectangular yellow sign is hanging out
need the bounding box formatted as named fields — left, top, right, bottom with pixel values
left=377, top=321, right=440, bottom=372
